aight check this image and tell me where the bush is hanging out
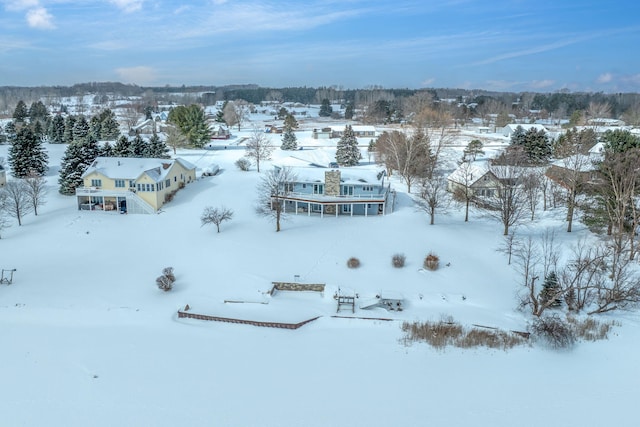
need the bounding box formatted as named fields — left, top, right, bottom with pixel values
left=392, top=253, right=406, bottom=268
left=531, top=314, right=576, bottom=349
left=423, top=252, right=439, bottom=271
left=235, top=158, right=251, bottom=171
left=347, top=257, right=361, bottom=269
left=566, top=315, right=618, bottom=341
left=156, top=267, right=175, bottom=292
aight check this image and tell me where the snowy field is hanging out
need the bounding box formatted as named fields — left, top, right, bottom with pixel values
left=1, top=122, right=639, bottom=427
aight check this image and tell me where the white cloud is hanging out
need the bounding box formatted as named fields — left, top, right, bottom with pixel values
left=115, top=66, right=157, bottom=85
left=4, top=0, right=39, bottom=11
left=421, top=78, right=435, bottom=86
left=26, top=6, right=55, bottom=29
left=597, top=73, right=613, bottom=83
left=109, top=0, right=144, bottom=13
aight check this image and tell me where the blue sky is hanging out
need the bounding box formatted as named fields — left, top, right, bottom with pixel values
left=1, top=0, right=639, bottom=92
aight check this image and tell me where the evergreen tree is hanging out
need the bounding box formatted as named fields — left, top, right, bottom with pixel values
left=100, top=141, right=114, bottom=157
left=8, top=126, right=48, bottom=178
left=13, top=100, right=28, bottom=123
left=335, top=125, right=361, bottom=166
left=130, top=133, right=148, bottom=157
left=0, top=124, right=6, bottom=144
left=4, top=121, right=17, bottom=145
left=89, top=115, right=102, bottom=141
left=50, top=115, right=66, bottom=144
left=113, top=135, right=132, bottom=157
left=167, top=104, right=210, bottom=148
left=511, top=126, right=551, bottom=164
left=344, top=103, right=354, bottom=120
left=539, top=271, right=562, bottom=308
left=283, top=113, right=298, bottom=129
left=32, top=120, right=45, bottom=142
left=280, top=125, right=298, bottom=150
left=58, top=136, right=100, bottom=195
left=28, top=101, right=49, bottom=123
left=463, top=139, right=485, bottom=161
left=146, top=130, right=170, bottom=158
left=319, top=99, right=332, bottom=117
left=63, top=115, right=76, bottom=144
left=72, top=115, right=90, bottom=143
left=99, top=109, right=120, bottom=140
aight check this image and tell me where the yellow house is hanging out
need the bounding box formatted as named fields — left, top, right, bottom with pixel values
left=76, top=157, right=196, bottom=214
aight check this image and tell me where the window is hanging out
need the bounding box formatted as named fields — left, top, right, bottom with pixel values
left=129, top=180, right=135, bottom=188
left=342, top=204, right=351, bottom=213
left=302, top=184, right=307, bottom=189
left=284, top=183, right=294, bottom=192
left=115, top=179, right=125, bottom=188
left=91, top=179, right=102, bottom=187
left=165, top=179, right=171, bottom=188
left=342, top=186, right=354, bottom=196
left=313, top=184, right=324, bottom=194
left=362, top=186, right=373, bottom=192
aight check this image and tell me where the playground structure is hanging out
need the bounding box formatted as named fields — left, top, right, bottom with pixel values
left=334, top=288, right=356, bottom=313
left=0, top=269, right=16, bottom=285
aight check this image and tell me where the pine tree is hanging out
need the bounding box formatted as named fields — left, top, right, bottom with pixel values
left=146, top=130, right=170, bottom=158
left=280, top=125, right=297, bottom=150
left=72, top=115, right=90, bottom=143
left=8, top=126, right=48, bottom=178
left=539, top=271, right=562, bottom=308
left=50, top=114, right=66, bottom=144
left=63, top=115, right=76, bottom=144
left=344, top=103, right=354, bottom=120
left=98, top=109, right=120, bottom=140
left=89, top=115, right=102, bottom=141
left=4, top=121, right=17, bottom=145
left=319, top=99, right=332, bottom=117
left=13, top=100, right=28, bottom=123
left=130, top=133, right=148, bottom=157
left=28, top=101, right=49, bottom=123
left=113, top=135, right=132, bottom=157
left=58, top=136, right=100, bottom=195
left=335, top=125, right=361, bottom=166
left=100, top=141, right=114, bottom=157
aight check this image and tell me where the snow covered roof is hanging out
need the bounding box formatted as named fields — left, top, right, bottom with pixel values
left=329, top=125, right=376, bottom=132
left=503, top=123, right=547, bottom=133
left=447, top=161, right=492, bottom=185
left=82, top=157, right=195, bottom=182
left=274, top=164, right=384, bottom=185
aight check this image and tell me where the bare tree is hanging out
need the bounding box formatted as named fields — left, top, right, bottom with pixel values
left=201, top=206, right=234, bottom=233
left=551, top=128, right=597, bottom=232
left=1, top=180, right=30, bottom=226
left=223, top=101, right=240, bottom=130
left=24, top=173, right=47, bottom=216
left=0, top=192, right=11, bottom=238
left=245, top=127, right=274, bottom=173
left=599, top=148, right=640, bottom=264
left=121, top=105, right=141, bottom=131
left=417, top=173, right=448, bottom=225
left=256, top=167, right=297, bottom=232
left=375, top=129, right=430, bottom=193
left=414, top=106, right=453, bottom=179
left=165, top=125, right=188, bottom=155
left=450, top=161, right=478, bottom=222
left=521, top=169, right=542, bottom=221
left=486, top=150, right=527, bottom=235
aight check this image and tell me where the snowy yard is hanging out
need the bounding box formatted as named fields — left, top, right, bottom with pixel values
left=1, top=124, right=639, bottom=427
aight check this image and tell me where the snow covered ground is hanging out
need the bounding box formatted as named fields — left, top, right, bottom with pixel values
left=1, top=121, right=639, bottom=427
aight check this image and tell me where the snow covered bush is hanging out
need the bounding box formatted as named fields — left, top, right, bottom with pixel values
left=235, top=157, right=251, bottom=171
left=530, top=314, right=575, bottom=349
left=392, top=253, right=406, bottom=268
left=156, top=267, right=175, bottom=292
left=347, top=257, right=361, bottom=269
left=423, top=253, right=439, bottom=271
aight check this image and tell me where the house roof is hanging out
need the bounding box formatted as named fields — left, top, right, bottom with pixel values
left=329, top=125, right=376, bottom=133
left=274, top=164, right=384, bottom=186
left=447, top=161, right=493, bottom=186
left=503, top=124, right=548, bottom=133
left=82, top=157, right=195, bottom=182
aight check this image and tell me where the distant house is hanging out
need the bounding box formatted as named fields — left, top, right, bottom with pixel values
left=210, top=124, right=231, bottom=140
left=273, top=166, right=391, bottom=217
left=264, top=124, right=283, bottom=134
left=130, top=118, right=157, bottom=136
left=311, top=128, right=332, bottom=139
left=502, top=124, right=547, bottom=138
left=447, top=162, right=502, bottom=199
left=76, top=157, right=196, bottom=214
left=330, top=125, right=376, bottom=138
left=545, top=144, right=604, bottom=191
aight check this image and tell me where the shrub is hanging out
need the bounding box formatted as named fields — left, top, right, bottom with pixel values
left=347, top=257, right=361, bottom=269
left=566, top=315, right=618, bottom=341
left=531, top=314, right=576, bottom=349
left=392, top=253, right=406, bottom=268
left=156, top=267, right=175, bottom=292
left=235, top=158, right=251, bottom=171
left=423, top=252, right=439, bottom=271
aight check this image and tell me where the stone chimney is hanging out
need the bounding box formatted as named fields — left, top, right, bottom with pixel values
left=324, top=170, right=340, bottom=196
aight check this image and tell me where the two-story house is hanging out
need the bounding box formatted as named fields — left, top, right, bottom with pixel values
left=76, top=157, right=196, bottom=214
left=273, top=166, right=391, bottom=217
